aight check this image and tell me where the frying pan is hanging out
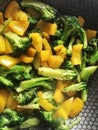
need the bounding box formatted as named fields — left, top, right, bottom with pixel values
left=0, top=0, right=98, bottom=130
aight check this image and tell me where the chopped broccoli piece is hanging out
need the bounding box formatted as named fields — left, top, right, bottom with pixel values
left=38, top=67, right=78, bottom=81
left=80, top=66, right=98, bottom=81
left=0, top=76, right=14, bottom=88
left=19, top=117, right=39, bottom=129
left=4, top=31, right=32, bottom=56
left=15, top=77, right=53, bottom=93
left=85, top=38, right=98, bottom=65
left=63, top=82, right=87, bottom=93
left=21, top=0, right=57, bottom=21
left=41, top=110, right=81, bottom=130
left=14, top=88, right=37, bottom=105
left=0, top=108, right=25, bottom=128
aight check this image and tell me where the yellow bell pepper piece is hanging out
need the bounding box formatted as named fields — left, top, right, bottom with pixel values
left=53, top=106, right=68, bottom=120
left=61, top=97, right=73, bottom=116
left=6, top=93, right=18, bottom=110
left=43, top=38, right=52, bottom=55
left=8, top=20, right=29, bottom=36
left=0, top=35, right=6, bottom=54
left=69, top=97, right=84, bottom=118
left=29, top=33, right=43, bottom=52
left=4, top=0, right=20, bottom=19
left=19, top=54, right=34, bottom=63
left=3, top=38, right=13, bottom=54
left=27, top=47, right=37, bottom=57
left=47, top=55, right=64, bottom=69
left=0, top=12, right=3, bottom=23
left=0, top=55, right=20, bottom=68
left=0, top=89, right=9, bottom=113
left=39, top=98, right=55, bottom=111
left=40, top=50, right=50, bottom=62
left=53, top=88, right=64, bottom=104
left=37, top=19, right=57, bottom=35
left=71, top=43, right=83, bottom=65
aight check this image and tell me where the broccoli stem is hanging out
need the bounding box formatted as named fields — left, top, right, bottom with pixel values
left=80, top=66, right=98, bottom=81
left=0, top=76, right=14, bottom=87
left=63, top=82, right=87, bottom=92
left=80, top=28, right=87, bottom=49
left=0, top=19, right=11, bottom=34
left=19, top=117, right=39, bottom=129
left=16, top=77, right=52, bottom=93
left=38, top=67, right=78, bottom=80
left=81, top=88, right=88, bottom=102
left=88, top=51, right=98, bottom=65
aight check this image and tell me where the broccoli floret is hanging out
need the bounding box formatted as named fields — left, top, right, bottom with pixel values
left=55, top=15, right=87, bottom=48
left=14, top=88, right=37, bottom=105
left=0, top=108, right=25, bottom=128
left=38, top=67, right=78, bottom=81
left=15, top=77, right=54, bottom=93
left=4, top=31, right=32, bottom=56
left=21, top=0, right=57, bottom=21
left=85, top=38, right=98, bottom=65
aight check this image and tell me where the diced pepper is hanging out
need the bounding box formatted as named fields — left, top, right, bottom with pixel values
left=6, top=93, right=18, bottom=110
left=39, top=98, right=55, bottom=111
left=53, top=106, right=68, bottom=120
left=69, top=97, right=84, bottom=118
left=78, top=16, right=85, bottom=27
left=37, top=19, right=57, bottom=35
left=3, top=37, right=13, bottom=54
left=53, top=88, right=64, bottom=103
left=4, top=0, right=20, bottom=19
left=19, top=54, right=34, bottom=63
left=8, top=20, right=29, bottom=36
left=86, top=29, right=97, bottom=41
left=0, top=89, right=9, bottom=113
left=29, top=32, right=43, bottom=52
left=71, top=43, right=83, bottom=65
left=61, top=97, right=73, bottom=116
left=27, top=47, right=37, bottom=57
left=0, top=35, right=6, bottom=54
left=40, top=50, right=50, bottom=62
left=43, top=38, right=52, bottom=55
left=47, top=55, right=64, bottom=68
left=0, top=12, right=3, bottom=23
left=0, top=55, right=20, bottom=68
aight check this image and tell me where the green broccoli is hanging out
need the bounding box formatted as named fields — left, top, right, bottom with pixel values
left=41, top=110, right=81, bottom=130
left=4, top=31, right=32, bottom=56
left=80, top=66, right=98, bottom=81
left=15, top=77, right=54, bottom=93
left=0, top=108, right=25, bottom=128
left=14, top=88, right=37, bottom=105
left=21, top=0, right=57, bottom=21
left=85, top=38, right=98, bottom=65
left=0, top=108, right=40, bottom=130
left=55, top=15, right=87, bottom=48
left=63, top=82, right=87, bottom=93
left=38, top=67, right=78, bottom=81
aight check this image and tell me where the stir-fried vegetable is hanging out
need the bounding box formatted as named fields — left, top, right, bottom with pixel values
left=0, top=0, right=98, bottom=130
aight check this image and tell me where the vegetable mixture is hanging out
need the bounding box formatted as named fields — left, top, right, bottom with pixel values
left=0, top=0, right=98, bottom=129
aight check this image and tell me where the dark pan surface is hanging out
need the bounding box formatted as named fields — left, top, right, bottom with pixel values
left=0, top=0, right=98, bottom=130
